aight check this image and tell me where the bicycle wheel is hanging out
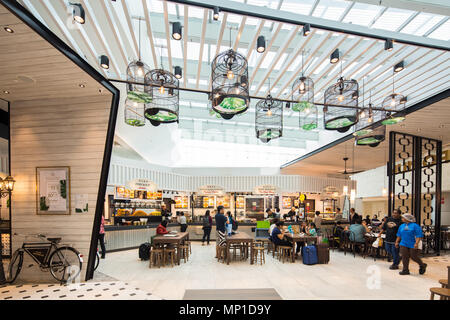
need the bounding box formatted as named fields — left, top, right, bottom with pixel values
left=94, top=252, right=100, bottom=271
left=48, top=246, right=82, bottom=283
left=8, top=249, right=23, bottom=284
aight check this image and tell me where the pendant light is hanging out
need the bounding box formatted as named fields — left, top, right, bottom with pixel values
left=255, top=84, right=283, bottom=143
left=100, top=55, right=110, bottom=69
left=211, top=27, right=249, bottom=117
left=324, top=57, right=359, bottom=132
left=144, top=46, right=180, bottom=126
left=381, top=67, right=406, bottom=125
left=126, top=18, right=151, bottom=105
left=70, top=3, right=85, bottom=24
left=257, top=35, right=266, bottom=53
left=303, top=24, right=311, bottom=36
left=213, top=6, right=220, bottom=21
left=293, top=50, right=317, bottom=131
left=354, top=80, right=386, bottom=147
left=172, top=22, right=182, bottom=40
left=385, top=39, right=394, bottom=52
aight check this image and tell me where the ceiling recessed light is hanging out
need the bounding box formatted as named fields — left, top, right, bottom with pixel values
left=3, top=90, right=10, bottom=94
left=4, top=26, right=14, bottom=33
left=79, top=84, right=85, bottom=88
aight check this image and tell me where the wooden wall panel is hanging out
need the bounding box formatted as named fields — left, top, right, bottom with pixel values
left=10, top=94, right=111, bottom=282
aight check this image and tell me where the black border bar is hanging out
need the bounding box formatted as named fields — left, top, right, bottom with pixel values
left=0, top=0, right=120, bottom=281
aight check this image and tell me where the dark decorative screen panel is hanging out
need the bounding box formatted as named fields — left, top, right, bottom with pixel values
left=388, top=131, right=442, bottom=255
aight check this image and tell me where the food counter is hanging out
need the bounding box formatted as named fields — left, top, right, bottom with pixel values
left=103, top=219, right=348, bottom=251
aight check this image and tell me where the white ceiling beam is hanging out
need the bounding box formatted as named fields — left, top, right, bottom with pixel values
left=195, top=9, right=208, bottom=89
left=254, top=25, right=300, bottom=95
left=120, top=0, right=139, bottom=59
left=142, top=0, right=158, bottom=69
left=233, top=16, right=247, bottom=51
left=163, top=1, right=174, bottom=73
left=351, top=0, right=450, bottom=17
left=167, top=0, right=450, bottom=50
left=183, top=5, right=189, bottom=88
left=248, top=23, right=283, bottom=88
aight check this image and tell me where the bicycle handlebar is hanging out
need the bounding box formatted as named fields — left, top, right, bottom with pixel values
left=13, top=232, right=47, bottom=239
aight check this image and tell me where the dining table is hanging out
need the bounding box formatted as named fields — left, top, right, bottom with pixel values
left=225, top=232, right=254, bottom=265
left=284, top=233, right=318, bottom=262
left=152, top=231, right=189, bottom=265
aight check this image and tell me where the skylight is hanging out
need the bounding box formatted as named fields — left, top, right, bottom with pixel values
left=428, top=19, right=450, bottom=41
left=280, top=0, right=315, bottom=15
left=342, top=2, right=382, bottom=27
left=400, top=13, right=444, bottom=36
left=372, top=7, right=415, bottom=31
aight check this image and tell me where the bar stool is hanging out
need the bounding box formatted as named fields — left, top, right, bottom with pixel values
left=439, top=279, right=448, bottom=288
left=179, top=244, right=190, bottom=263
left=430, top=287, right=450, bottom=300
left=149, top=245, right=164, bottom=268
left=252, top=242, right=265, bottom=265
left=279, top=246, right=292, bottom=263
left=163, top=247, right=176, bottom=267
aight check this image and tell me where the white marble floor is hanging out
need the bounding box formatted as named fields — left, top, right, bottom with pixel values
left=96, top=242, right=449, bottom=300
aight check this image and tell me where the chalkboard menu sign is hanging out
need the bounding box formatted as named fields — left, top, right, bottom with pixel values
left=193, top=196, right=215, bottom=208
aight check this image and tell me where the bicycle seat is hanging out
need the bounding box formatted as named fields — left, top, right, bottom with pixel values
left=47, top=237, right=62, bottom=243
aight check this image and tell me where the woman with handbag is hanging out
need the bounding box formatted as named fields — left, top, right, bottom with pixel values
left=202, top=210, right=213, bottom=245
left=395, top=214, right=427, bottom=275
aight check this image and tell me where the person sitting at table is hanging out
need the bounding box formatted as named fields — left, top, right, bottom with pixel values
left=300, top=221, right=307, bottom=234
left=287, top=207, right=296, bottom=220
left=306, top=222, right=317, bottom=236
left=332, top=221, right=345, bottom=247
left=269, top=218, right=279, bottom=237
left=345, top=217, right=369, bottom=243
left=275, top=207, right=281, bottom=219
left=371, top=214, right=381, bottom=226
left=271, top=221, right=292, bottom=247
left=156, top=219, right=169, bottom=235
left=364, top=215, right=371, bottom=226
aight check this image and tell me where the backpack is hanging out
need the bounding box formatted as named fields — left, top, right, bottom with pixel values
left=138, top=242, right=151, bottom=261
left=232, top=219, right=238, bottom=231
left=203, top=216, right=211, bottom=228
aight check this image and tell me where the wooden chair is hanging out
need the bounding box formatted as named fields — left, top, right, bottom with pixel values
left=252, top=245, right=265, bottom=265
left=430, top=287, right=450, bottom=300
left=279, top=246, right=292, bottom=263
left=439, top=279, right=448, bottom=288
left=163, top=247, right=176, bottom=267
left=149, top=245, right=164, bottom=268
left=179, top=244, right=190, bottom=263
left=185, top=240, right=192, bottom=254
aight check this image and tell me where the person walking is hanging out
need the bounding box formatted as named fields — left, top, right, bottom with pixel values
left=379, top=209, right=402, bottom=269
left=313, top=211, right=322, bottom=231
left=395, top=214, right=427, bottom=275
left=202, top=210, right=213, bottom=245
left=349, top=208, right=359, bottom=224
left=99, top=215, right=106, bottom=259
left=215, top=206, right=227, bottom=258
left=179, top=212, right=188, bottom=232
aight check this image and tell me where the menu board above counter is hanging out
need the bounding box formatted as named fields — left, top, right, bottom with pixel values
left=216, top=196, right=230, bottom=208
left=174, top=196, right=189, bottom=209
left=193, top=196, right=215, bottom=208
left=115, top=186, right=162, bottom=200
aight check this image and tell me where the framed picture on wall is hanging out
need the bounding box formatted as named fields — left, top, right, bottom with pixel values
left=36, top=167, right=71, bottom=215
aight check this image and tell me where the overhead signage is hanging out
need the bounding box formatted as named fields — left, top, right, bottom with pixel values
left=321, top=186, right=340, bottom=200
left=127, top=179, right=158, bottom=192
left=197, top=185, right=225, bottom=196
left=253, top=184, right=278, bottom=195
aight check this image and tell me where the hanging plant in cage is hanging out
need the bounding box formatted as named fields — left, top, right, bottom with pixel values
left=211, top=48, right=250, bottom=116
left=124, top=98, right=146, bottom=127
left=381, top=66, right=407, bottom=125
left=324, top=77, right=359, bottom=132
left=255, top=94, right=283, bottom=143
left=292, top=50, right=317, bottom=131
left=355, top=125, right=386, bottom=147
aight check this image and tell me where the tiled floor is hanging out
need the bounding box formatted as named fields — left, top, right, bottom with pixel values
left=96, top=242, right=449, bottom=300
left=0, top=282, right=161, bottom=300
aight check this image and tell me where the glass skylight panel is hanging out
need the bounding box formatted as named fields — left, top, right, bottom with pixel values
left=287, top=55, right=302, bottom=72
left=315, top=0, right=349, bottom=21
left=126, top=0, right=144, bottom=17
left=400, top=13, right=442, bottom=36
left=280, top=0, right=315, bottom=15
left=166, top=2, right=178, bottom=16
left=170, top=40, right=183, bottom=59
left=148, top=0, right=164, bottom=14
left=227, top=13, right=242, bottom=24
left=372, top=7, right=415, bottom=31
left=247, top=0, right=270, bottom=7
left=260, top=51, right=276, bottom=68
left=342, top=2, right=382, bottom=26
left=246, top=17, right=260, bottom=26
left=428, top=19, right=450, bottom=41
left=189, top=6, right=205, bottom=19
left=187, top=42, right=200, bottom=60
left=274, top=53, right=288, bottom=70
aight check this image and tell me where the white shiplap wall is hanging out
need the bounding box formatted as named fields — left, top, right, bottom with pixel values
left=108, top=163, right=356, bottom=193
left=11, top=95, right=112, bottom=282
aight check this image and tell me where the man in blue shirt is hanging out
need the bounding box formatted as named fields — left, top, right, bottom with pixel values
left=271, top=221, right=292, bottom=247
left=395, top=214, right=427, bottom=275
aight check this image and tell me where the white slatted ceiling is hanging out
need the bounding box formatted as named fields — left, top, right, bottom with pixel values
left=108, top=163, right=356, bottom=193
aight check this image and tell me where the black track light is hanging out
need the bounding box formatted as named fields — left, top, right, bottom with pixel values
left=286, top=102, right=291, bottom=109
left=172, top=22, right=182, bottom=40
left=394, top=60, right=404, bottom=72
left=385, top=39, right=393, bottom=51
left=100, top=55, right=110, bottom=69
left=330, top=48, right=340, bottom=64
left=70, top=3, right=85, bottom=24
left=213, top=6, right=220, bottom=21
left=303, top=23, right=310, bottom=36
left=257, top=35, right=265, bottom=53
left=174, top=66, right=182, bottom=79
left=400, top=96, right=407, bottom=104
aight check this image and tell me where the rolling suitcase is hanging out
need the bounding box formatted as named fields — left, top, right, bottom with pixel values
left=139, top=242, right=151, bottom=261
left=316, top=243, right=330, bottom=264
left=302, top=245, right=318, bottom=265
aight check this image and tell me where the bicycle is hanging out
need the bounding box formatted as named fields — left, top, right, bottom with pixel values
left=7, top=233, right=83, bottom=284
left=94, top=248, right=100, bottom=271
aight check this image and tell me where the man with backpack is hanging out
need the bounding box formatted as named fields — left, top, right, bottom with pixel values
left=202, top=210, right=213, bottom=245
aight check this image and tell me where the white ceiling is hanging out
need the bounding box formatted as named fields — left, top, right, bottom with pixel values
left=12, top=0, right=450, bottom=168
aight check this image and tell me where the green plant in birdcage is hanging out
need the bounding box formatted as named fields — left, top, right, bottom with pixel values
left=217, top=97, right=246, bottom=112
left=127, top=91, right=152, bottom=104
left=125, top=119, right=146, bottom=126
left=146, top=111, right=178, bottom=122
left=293, top=101, right=314, bottom=112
